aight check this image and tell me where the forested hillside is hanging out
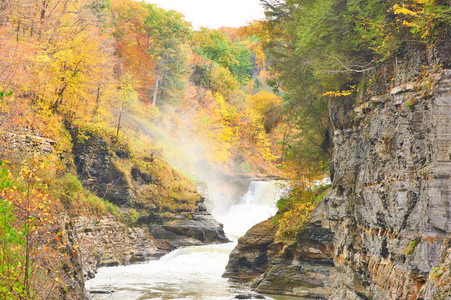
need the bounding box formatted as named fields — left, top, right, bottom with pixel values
left=0, top=0, right=290, bottom=298
left=0, top=0, right=289, bottom=175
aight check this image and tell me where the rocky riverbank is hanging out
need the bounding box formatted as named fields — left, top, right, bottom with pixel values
left=76, top=204, right=229, bottom=279
left=224, top=204, right=339, bottom=299
left=70, top=126, right=229, bottom=265
left=2, top=122, right=231, bottom=292
left=74, top=215, right=161, bottom=279
left=224, top=218, right=277, bottom=282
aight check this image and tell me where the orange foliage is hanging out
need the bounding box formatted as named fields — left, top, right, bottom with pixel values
left=0, top=25, right=37, bottom=94
left=238, top=20, right=283, bottom=46
left=111, top=0, right=157, bottom=102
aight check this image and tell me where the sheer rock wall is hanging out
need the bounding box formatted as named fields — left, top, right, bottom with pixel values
left=224, top=41, right=451, bottom=300
left=325, top=42, right=451, bottom=299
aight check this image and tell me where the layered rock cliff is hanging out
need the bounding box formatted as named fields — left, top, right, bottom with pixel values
left=326, top=41, right=451, bottom=300
left=225, top=41, right=451, bottom=300
left=74, top=215, right=161, bottom=278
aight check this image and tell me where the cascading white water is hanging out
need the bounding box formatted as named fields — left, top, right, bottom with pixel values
left=86, top=180, right=288, bottom=300
left=215, top=181, right=287, bottom=240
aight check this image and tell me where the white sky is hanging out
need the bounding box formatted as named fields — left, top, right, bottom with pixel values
left=148, top=0, right=265, bottom=29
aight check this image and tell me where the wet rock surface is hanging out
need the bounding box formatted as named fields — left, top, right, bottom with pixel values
left=224, top=218, right=277, bottom=282
left=235, top=294, right=265, bottom=299
left=253, top=208, right=338, bottom=299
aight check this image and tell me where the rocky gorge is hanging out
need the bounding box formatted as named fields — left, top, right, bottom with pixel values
left=70, top=128, right=230, bottom=274
left=1, top=22, right=450, bottom=300
left=224, top=40, right=451, bottom=300
left=0, top=120, right=231, bottom=296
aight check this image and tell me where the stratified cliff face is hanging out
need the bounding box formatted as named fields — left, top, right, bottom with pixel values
left=325, top=41, right=451, bottom=300
left=225, top=41, right=451, bottom=300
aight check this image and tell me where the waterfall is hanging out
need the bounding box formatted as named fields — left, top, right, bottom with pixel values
left=86, top=180, right=288, bottom=300
left=216, top=180, right=287, bottom=240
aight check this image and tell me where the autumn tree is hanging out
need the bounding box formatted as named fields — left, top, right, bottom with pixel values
left=142, top=4, right=191, bottom=106
left=113, top=71, right=140, bottom=137
left=0, top=157, right=86, bottom=299
left=0, top=0, right=117, bottom=129
left=110, top=0, right=155, bottom=103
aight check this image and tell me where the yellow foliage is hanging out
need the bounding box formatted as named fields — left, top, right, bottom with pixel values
left=210, top=64, right=240, bottom=95
left=248, top=91, right=282, bottom=114
left=393, top=4, right=422, bottom=16
left=276, top=179, right=330, bottom=242
left=391, top=0, right=441, bottom=39
left=179, top=88, right=284, bottom=174
left=200, top=93, right=238, bottom=164
left=323, top=85, right=356, bottom=98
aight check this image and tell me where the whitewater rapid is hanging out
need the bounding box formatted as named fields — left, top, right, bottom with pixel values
left=86, top=180, right=288, bottom=300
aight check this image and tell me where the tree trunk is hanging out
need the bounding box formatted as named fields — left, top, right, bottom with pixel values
left=116, top=100, right=123, bottom=137
left=152, top=56, right=165, bottom=106
left=24, top=185, right=31, bottom=299
left=152, top=73, right=161, bottom=106
left=280, top=122, right=292, bottom=162
left=51, top=83, right=68, bottom=111
left=92, top=84, right=102, bottom=118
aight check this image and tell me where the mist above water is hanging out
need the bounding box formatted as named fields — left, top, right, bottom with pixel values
left=123, top=112, right=252, bottom=213
left=87, top=243, right=238, bottom=300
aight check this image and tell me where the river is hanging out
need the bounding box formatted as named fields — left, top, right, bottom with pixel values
left=86, top=180, right=296, bottom=300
